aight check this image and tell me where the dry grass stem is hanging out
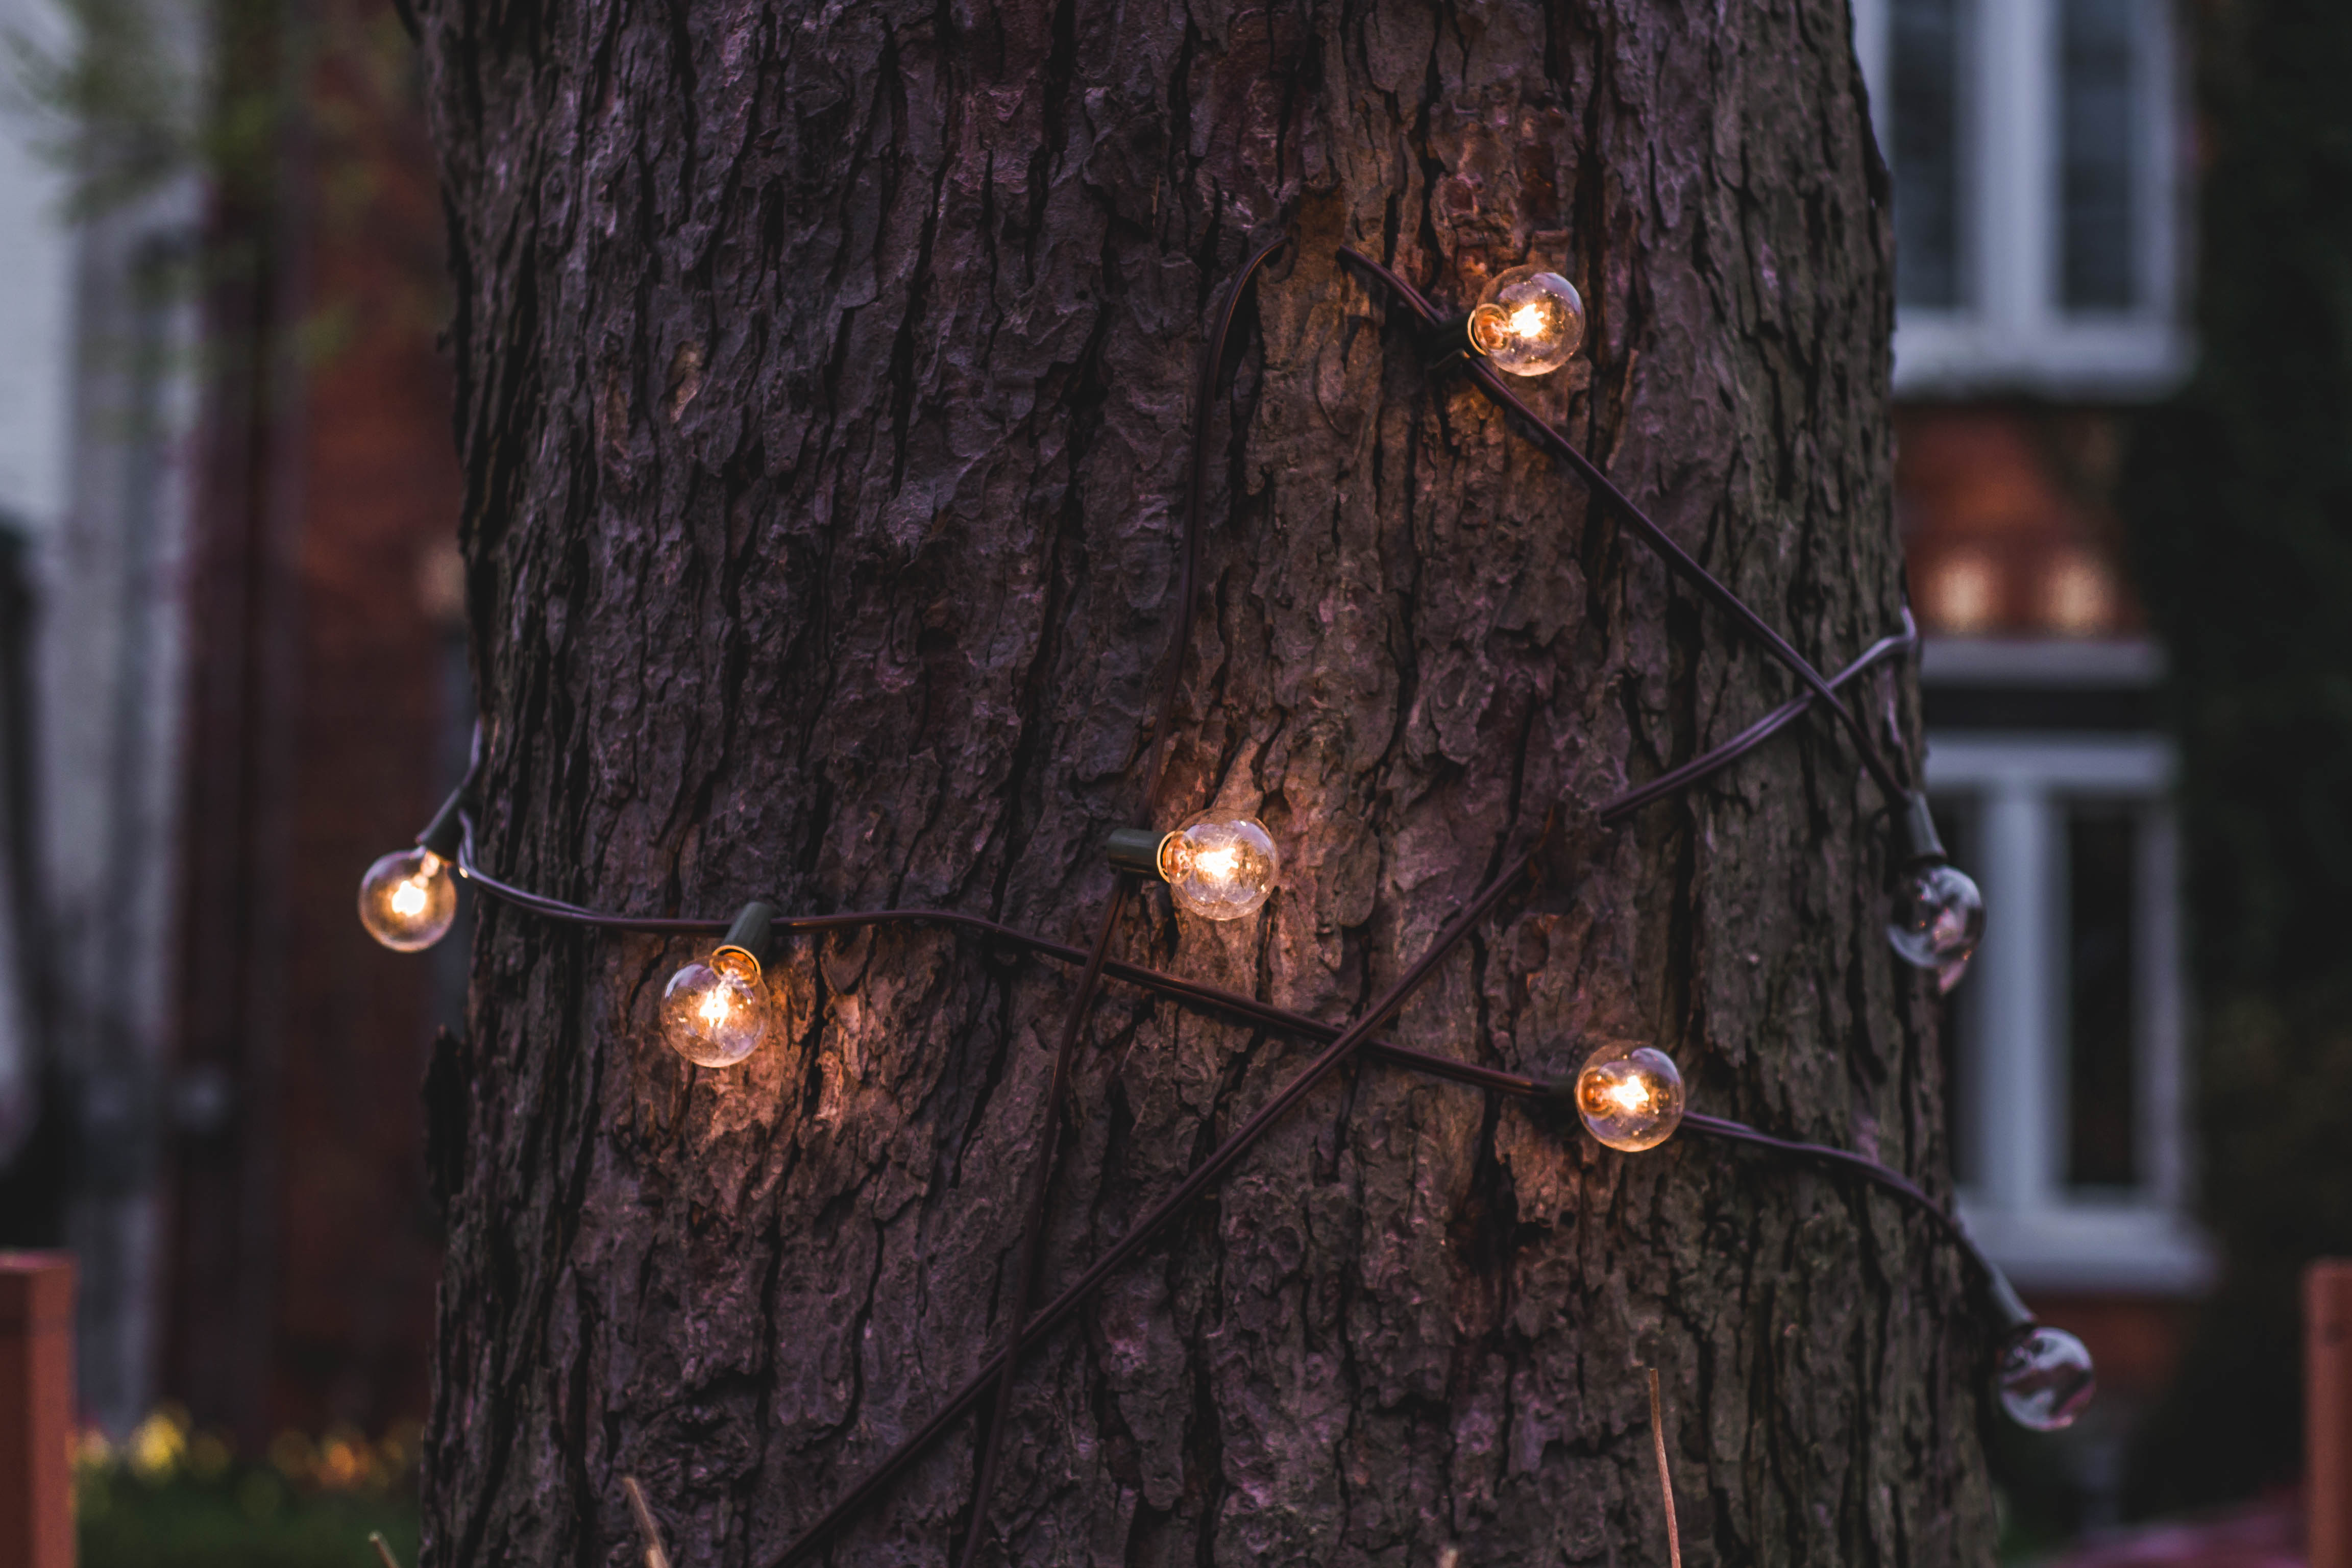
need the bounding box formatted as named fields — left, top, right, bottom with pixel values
left=1648, top=1367, right=1683, bottom=1568
left=623, top=1475, right=673, bottom=1568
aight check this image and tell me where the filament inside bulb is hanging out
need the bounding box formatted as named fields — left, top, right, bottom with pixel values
left=1194, top=845, right=1239, bottom=885
left=1508, top=302, right=1545, bottom=339
left=357, top=845, right=458, bottom=952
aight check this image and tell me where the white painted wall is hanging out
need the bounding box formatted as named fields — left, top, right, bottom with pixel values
left=0, top=0, right=207, bottom=1433
left=0, top=0, right=78, bottom=1165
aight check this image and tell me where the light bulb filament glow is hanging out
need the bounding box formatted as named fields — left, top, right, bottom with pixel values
left=1194, top=846, right=1239, bottom=884
left=1606, top=1076, right=1650, bottom=1113
left=358, top=845, right=458, bottom=951
left=1508, top=302, right=1545, bottom=339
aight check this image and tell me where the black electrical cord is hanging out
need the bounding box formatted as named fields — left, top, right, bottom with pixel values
left=422, top=234, right=1982, bottom=1566
left=1334, top=246, right=1915, bottom=810
left=953, top=232, right=1296, bottom=1568
left=445, top=586, right=1927, bottom=1566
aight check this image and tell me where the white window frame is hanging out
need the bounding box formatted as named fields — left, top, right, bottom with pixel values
left=1852, top=0, right=2194, bottom=398
left=1926, top=730, right=2213, bottom=1293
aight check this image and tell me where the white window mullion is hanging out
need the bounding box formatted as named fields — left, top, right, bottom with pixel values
left=1853, top=0, right=1893, bottom=154
left=2138, top=803, right=2188, bottom=1212
left=1979, top=0, right=2055, bottom=357
left=2136, top=0, right=2184, bottom=327
left=1978, top=778, right=2059, bottom=1215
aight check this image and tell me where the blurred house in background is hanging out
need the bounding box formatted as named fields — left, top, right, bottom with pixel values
left=0, top=0, right=461, bottom=1451
left=1854, top=0, right=2210, bottom=1531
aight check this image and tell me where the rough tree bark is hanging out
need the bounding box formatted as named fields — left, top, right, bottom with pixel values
left=408, top=0, right=1996, bottom=1563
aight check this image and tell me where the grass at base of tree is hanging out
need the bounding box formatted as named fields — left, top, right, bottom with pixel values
left=77, top=1407, right=422, bottom=1568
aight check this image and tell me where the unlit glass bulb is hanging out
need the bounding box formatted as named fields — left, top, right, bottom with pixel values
left=358, top=847, right=457, bottom=951
left=1466, top=265, right=1585, bottom=376
left=1160, top=815, right=1279, bottom=921
left=662, top=948, right=771, bottom=1068
left=1887, top=862, right=1986, bottom=994
left=1574, top=1043, right=1686, bottom=1152
left=1996, top=1325, right=2096, bottom=1431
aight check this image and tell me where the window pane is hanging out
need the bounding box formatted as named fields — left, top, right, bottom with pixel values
left=2060, top=0, right=2138, bottom=310
left=1892, top=0, right=1970, bottom=308
left=2067, top=804, right=2138, bottom=1186
left=1931, top=796, right=1977, bottom=1185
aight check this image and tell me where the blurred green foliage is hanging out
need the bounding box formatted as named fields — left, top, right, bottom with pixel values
left=78, top=1406, right=422, bottom=1568
left=2118, top=0, right=2352, bottom=1515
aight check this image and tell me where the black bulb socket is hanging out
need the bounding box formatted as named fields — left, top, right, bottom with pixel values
left=1423, top=311, right=1476, bottom=369
left=716, top=900, right=780, bottom=975
left=416, top=788, right=468, bottom=861
left=1959, top=1233, right=2038, bottom=1341
left=1893, top=791, right=1948, bottom=871
left=1106, top=827, right=1172, bottom=880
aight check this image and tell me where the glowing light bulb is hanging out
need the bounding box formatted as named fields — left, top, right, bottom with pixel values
left=358, top=848, right=458, bottom=951
left=660, top=902, right=780, bottom=1068
left=1573, top=1042, right=1686, bottom=1152
left=1465, top=264, right=1585, bottom=376
left=1996, top=1325, right=2096, bottom=1431
left=1887, top=862, right=1986, bottom=994
left=662, top=949, right=769, bottom=1067
left=1157, top=814, right=1279, bottom=921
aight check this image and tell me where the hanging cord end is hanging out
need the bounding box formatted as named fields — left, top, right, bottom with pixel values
left=368, top=1533, right=406, bottom=1568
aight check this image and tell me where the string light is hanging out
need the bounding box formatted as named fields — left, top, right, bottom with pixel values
left=1105, top=814, right=1280, bottom=920
left=359, top=848, right=456, bottom=951
left=1994, top=1325, right=2097, bottom=1432
left=1885, top=793, right=1987, bottom=992
left=358, top=796, right=463, bottom=951
left=660, top=902, right=778, bottom=1068
left=377, top=236, right=2089, bottom=1561
left=1464, top=264, right=1585, bottom=376
left=1573, top=1042, right=1687, bottom=1152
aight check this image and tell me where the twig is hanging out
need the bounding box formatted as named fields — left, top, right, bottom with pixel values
left=623, top=1476, right=673, bottom=1568
left=1648, top=1368, right=1683, bottom=1568
left=368, top=1533, right=405, bottom=1568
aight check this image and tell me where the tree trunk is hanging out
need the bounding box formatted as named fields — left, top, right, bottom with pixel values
left=408, top=0, right=1995, bottom=1563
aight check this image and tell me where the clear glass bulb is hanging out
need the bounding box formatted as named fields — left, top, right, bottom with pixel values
left=1996, top=1325, right=2096, bottom=1431
left=1466, top=265, right=1586, bottom=376
left=1887, top=862, right=1986, bottom=994
left=358, top=847, right=458, bottom=951
left=661, top=948, right=771, bottom=1067
left=1159, top=814, right=1279, bottom=921
left=1574, top=1043, right=1686, bottom=1152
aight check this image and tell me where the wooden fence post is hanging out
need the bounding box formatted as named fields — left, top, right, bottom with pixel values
left=0, top=1252, right=75, bottom=1568
left=2309, top=1259, right=2352, bottom=1568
